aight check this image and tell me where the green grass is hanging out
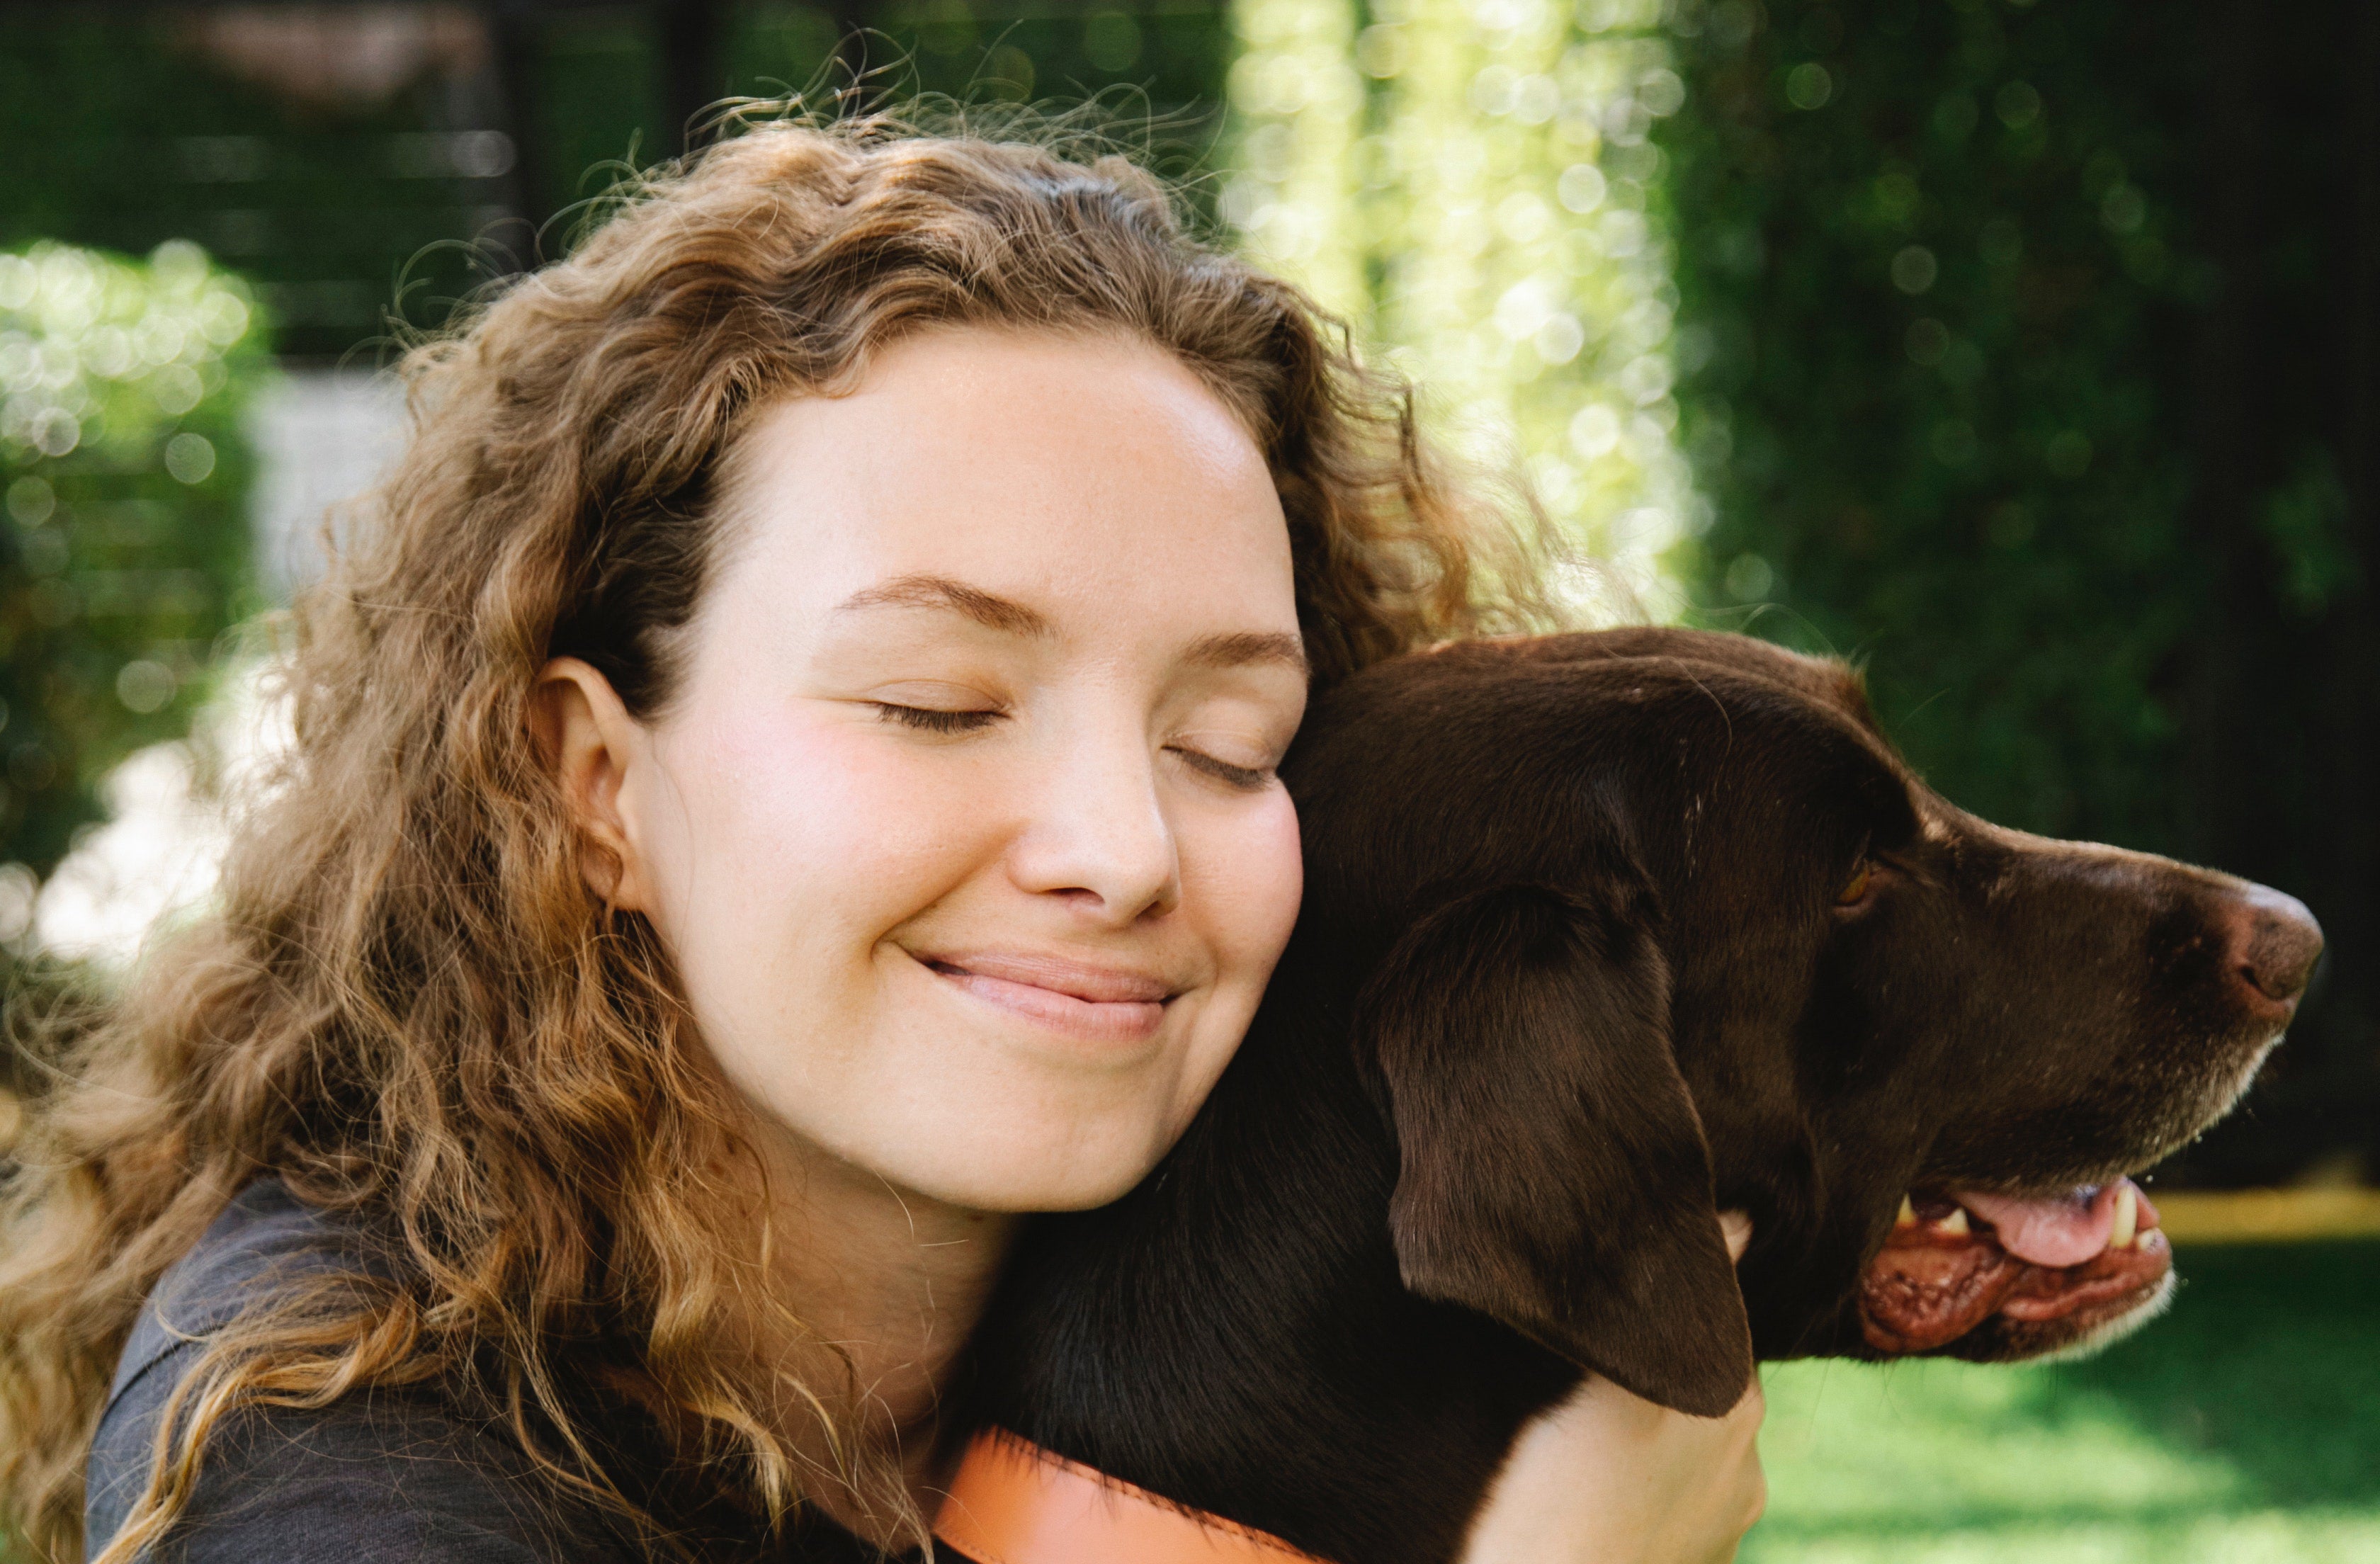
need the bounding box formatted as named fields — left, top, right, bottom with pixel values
left=1746, top=1242, right=2380, bottom=1563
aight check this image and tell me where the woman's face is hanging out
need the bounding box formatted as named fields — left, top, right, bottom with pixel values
left=562, top=329, right=1307, bottom=1213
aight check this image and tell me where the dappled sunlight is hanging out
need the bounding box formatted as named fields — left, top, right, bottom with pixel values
left=27, top=657, right=290, bottom=972
left=1225, top=0, right=1699, bottom=619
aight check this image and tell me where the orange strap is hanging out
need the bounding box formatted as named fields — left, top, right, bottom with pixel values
left=933, top=1431, right=1328, bottom=1564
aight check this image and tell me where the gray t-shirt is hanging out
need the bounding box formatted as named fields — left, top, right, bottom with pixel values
left=86, top=1180, right=898, bottom=1564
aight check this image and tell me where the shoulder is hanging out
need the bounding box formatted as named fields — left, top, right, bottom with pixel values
left=90, top=1381, right=900, bottom=1563
left=84, top=1179, right=910, bottom=1564
left=87, top=1375, right=629, bottom=1563
left=85, top=1179, right=631, bottom=1563
left=107, top=1179, right=381, bottom=1402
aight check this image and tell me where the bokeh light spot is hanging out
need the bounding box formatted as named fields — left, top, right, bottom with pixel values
left=1786, top=62, right=1832, bottom=110
left=1996, top=79, right=2043, bottom=129
left=1891, top=244, right=1939, bottom=294
left=164, top=431, right=217, bottom=484
left=115, top=660, right=176, bottom=715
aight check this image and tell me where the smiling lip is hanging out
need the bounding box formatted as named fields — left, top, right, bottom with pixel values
left=917, top=951, right=1177, bottom=1044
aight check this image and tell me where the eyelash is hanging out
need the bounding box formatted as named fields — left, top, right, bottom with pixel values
left=873, top=703, right=1004, bottom=735
left=1169, top=746, right=1272, bottom=792
left=873, top=704, right=1274, bottom=790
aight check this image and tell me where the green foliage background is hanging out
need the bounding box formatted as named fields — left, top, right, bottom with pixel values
left=1, top=241, right=265, bottom=881
left=0, top=18, right=504, bottom=363
left=1658, top=0, right=2379, bottom=1183
left=0, top=6, right=1230, bottom=363
left=1665, top=0, right=2202, bottom=846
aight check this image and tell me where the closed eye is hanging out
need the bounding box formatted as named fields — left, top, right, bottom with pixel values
left=1167, top=744, right=1272, bottom=791
left=873, top=703, right=1004, bottom=735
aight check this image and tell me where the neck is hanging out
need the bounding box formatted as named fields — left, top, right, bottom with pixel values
left=719, top=1121, right=1021, bottom=1543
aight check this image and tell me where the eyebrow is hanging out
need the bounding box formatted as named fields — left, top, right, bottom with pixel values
left=1184, top=630, right=1310, bottom=677
left=836, top=574, right=1053, bottom=636
left=835, top=573, right=1309, bottom=676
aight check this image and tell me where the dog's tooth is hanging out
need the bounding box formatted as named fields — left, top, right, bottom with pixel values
left=2110, top=1184, right=2138, bottom=1250
left=1896, top=1196, right=1918, bottom=1229
left=1935, top=1207, right=1970, bottom=1237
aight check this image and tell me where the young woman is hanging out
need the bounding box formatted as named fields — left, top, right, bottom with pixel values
left=0, top=123, right=1764, bottom=1563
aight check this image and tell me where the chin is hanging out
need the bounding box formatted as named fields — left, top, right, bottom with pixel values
left=883, top=1102, right=1181, bottom=1215
left=912, top=1162, right=1157, bottom=1216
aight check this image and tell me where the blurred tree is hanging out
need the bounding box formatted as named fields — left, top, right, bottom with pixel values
left=1225, top=0, right=1699, bottom=614
left=1660, top=0, right=2380, bottom=1185
left=0, top=239, right=266, bottom=901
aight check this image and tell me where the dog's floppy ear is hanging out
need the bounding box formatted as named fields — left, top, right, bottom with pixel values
left=1361, top=882, right=1755, bottom=1417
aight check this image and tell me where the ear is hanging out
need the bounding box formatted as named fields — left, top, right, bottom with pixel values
left=529, top=657, right=661, bottom=912
left=1361, top=882, right=1755, bottom=1417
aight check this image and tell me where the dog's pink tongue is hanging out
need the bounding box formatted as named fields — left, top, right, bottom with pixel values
left=1953, top=1181, right=2144, bottom=1266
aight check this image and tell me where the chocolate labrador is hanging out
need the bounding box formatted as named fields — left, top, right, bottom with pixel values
left=958, top=628, right=2322, bottom=1564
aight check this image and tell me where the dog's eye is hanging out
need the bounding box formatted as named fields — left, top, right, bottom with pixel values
left=1835, top=860, right=1874, bottom=906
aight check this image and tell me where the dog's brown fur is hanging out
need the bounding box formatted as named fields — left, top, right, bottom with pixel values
left=964, top=630, right=2320, bottom=1564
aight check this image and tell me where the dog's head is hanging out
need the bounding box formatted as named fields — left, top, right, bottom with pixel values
left=1288, top=629, right=2320, bottom=1417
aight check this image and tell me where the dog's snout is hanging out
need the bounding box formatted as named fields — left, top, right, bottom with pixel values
left=2222, top=884, right=2323, bottom=1009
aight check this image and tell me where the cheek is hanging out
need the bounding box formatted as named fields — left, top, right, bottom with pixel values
left=1206, top=791, right=1304, bottom=972
left=1175, top=789, right=1304, bottom=1053
left=639, top=711, right=1003, bottom=1013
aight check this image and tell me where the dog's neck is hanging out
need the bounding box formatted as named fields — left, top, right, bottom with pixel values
left=965, top=936, right=1580, bottom=1564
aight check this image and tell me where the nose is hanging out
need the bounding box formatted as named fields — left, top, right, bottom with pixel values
left=1007, top=743, right=1182, bottom=924
left=2221, top=883, right=2324, bottom=1009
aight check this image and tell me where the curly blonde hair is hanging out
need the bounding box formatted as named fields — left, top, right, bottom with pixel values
left=0, top=115, right=1548, bottom=1562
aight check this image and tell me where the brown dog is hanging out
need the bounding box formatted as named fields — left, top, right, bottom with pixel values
left=963, top=628, right=2320, bottom=1564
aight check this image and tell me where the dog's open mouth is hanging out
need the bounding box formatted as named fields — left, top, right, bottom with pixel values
left=1858, top=1178, right=2171, bottom=1356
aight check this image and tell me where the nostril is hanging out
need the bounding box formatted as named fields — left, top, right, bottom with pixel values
left=2230, top=885, right=2324, bottom=1005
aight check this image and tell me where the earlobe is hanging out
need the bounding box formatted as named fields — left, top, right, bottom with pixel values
left=531, top=657, right=657, bottom=912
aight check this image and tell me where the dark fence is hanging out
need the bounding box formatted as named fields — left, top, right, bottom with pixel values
left=0, top=1, right=1231, bottom=363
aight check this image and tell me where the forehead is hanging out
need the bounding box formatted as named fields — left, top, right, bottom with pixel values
left=704, top=327, right=1298, bottom=638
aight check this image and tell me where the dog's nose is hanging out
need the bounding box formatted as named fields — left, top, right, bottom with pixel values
left=2221, top=884, right=2323, bottom=1008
